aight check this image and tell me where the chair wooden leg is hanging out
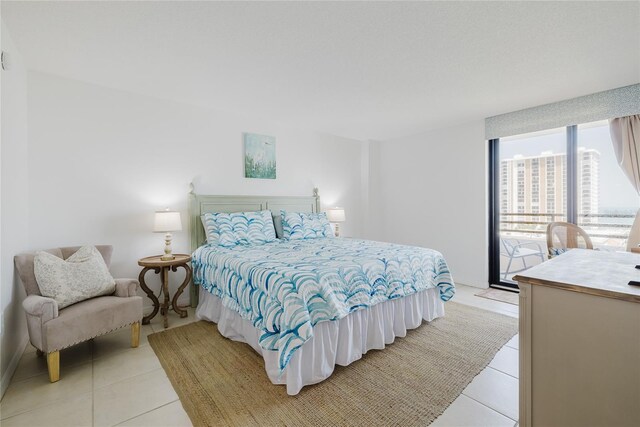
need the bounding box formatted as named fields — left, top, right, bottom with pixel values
left=131, top=321, right=140, bottom=348
left=47, top=351, right=60, bottom=383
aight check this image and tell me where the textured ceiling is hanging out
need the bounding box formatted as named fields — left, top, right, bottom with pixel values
left=3, top=1, right=639, bottom=141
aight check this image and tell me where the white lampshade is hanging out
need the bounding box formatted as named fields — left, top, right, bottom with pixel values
left=153, top=210, right=182, bottom=232
left=327, top=207, right=346, bottom=223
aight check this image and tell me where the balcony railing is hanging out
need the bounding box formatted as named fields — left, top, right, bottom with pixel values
left=500, top=212, right=634, bottom=240
left=499, top=212, right=635, bottom=282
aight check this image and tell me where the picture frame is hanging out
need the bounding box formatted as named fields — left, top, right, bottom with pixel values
left=243, top=132, right=276, bottom=179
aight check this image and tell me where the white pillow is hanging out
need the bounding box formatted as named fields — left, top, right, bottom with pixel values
left=34, top=246, right=116, bottom=308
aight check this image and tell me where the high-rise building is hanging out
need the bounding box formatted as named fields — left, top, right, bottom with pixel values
left=578, top=148, right=600, bottom=220
left=500, top=149, right=599, bottom=217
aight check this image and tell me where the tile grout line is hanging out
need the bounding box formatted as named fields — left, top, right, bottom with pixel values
left=0, top=391, right=95, bottom=423
left=462, top=367, right=518, bottom=422
left=8, top=347, right=94, bottom=387
left=92, top=341, right=152, bottom=363
left=0, top=364, right=95, bottom=421
left=488, top=364, right=519, bottom=380
left=92, top=366, right=168, bottom=393
left=112, top=398, right=181, bottom=426
left=7, top=336, right=153, bottom=390
left=489, top=347, right=519, bottom=380
left=12, top=332, right=147, bottom=384
left=461, top=389, right=518, bottom=423
left=485, top=365, right=517, bottom=379
left=1, top=310, right=192, bottom=424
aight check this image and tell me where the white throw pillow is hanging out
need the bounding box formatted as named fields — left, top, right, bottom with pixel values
left=34, top=246, right=116, bottom=308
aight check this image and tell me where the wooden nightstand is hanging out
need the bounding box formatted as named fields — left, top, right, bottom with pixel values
left=138, top=254, right=192, bottom=328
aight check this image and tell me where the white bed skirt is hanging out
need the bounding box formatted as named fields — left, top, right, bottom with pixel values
left=196, top=288, right=445, bottom=395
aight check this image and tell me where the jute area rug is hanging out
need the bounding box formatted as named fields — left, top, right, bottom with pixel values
left=475, top=288, right=520, bottom=306
left=148, top=302, right=517, bottom=427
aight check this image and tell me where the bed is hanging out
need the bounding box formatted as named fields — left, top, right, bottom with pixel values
left=189, top=189, right=455, bottom=395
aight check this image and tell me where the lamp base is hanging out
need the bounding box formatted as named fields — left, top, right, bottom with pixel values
left=161, top=232, right=175, bottom=261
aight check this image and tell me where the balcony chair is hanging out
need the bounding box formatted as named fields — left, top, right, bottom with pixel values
left=14, top=245, right=143, bottom=382
left=546, top=222, right=593, bottom=258
left=500, top=238, right=545, bottom=279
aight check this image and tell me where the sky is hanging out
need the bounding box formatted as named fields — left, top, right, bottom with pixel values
left=500, top=121, right=639, bottom=212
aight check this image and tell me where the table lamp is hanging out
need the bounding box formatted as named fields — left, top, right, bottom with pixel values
left=154, top=209, right=182, bottom=260
left=327, top=207, right=346, bottom=237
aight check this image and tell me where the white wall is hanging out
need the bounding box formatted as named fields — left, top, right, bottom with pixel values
left=27, top=71, right=365, bottom=308
left=368, top=121, right=488, bottom=288
left=1, top=20, right=30, bottom=396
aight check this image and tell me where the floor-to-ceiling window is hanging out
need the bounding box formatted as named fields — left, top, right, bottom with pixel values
left=576, top=120, right=639, bottom=250
left=489, top=120, right=638, bottom=289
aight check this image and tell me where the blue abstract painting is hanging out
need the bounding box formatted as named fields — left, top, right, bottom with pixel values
left=244, top=133, right=276, bottom=179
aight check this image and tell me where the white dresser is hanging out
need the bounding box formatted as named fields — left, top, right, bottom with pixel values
left=515, top=249, right=640, bottom=427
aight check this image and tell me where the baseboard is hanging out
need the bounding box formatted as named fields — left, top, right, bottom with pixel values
left=0, top=333, right=29, bottom=399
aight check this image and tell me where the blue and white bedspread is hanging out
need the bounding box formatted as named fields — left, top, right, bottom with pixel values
left=192, top=238, right=454, bottom=371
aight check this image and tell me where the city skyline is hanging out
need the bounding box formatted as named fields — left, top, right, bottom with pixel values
left=500, top=121, right=638, bottom=212
left=500, top=149, right=600, bottom=217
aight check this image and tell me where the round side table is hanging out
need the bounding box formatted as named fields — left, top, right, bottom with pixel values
left=138, top=254, right=192, bottom=329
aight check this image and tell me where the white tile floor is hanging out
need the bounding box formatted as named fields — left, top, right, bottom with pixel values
left=0, top=285, right=519, bottom=426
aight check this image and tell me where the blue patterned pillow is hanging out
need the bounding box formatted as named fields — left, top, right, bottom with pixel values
left=201, top=210, right=276, bottom=247
left=280, top=210, right=334, bottom=240
left=549, top=247, right=570, bottom=257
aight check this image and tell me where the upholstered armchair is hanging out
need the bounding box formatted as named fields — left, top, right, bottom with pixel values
left=14, top=245, right=143, bottom=383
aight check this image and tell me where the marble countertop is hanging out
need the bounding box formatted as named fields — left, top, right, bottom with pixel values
left=514, top=249, right=640, bottom=304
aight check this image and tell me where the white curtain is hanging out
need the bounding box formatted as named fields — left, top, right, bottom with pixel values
left=610, top=115, right=640, bottom=193
left=609, top=115, right=640, bottom=251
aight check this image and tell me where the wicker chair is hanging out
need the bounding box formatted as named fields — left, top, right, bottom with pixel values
left=546, top=222, right=593, bottom=259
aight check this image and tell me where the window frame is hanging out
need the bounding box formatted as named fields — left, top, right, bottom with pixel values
left=488, top=124, right=580, bottom=290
